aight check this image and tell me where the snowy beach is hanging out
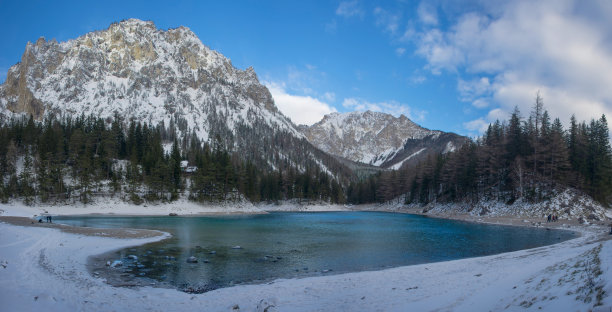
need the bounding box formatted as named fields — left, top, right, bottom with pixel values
left=1, top=203, right=611, bottom=311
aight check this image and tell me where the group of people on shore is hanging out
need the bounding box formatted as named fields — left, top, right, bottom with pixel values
left=547, top=214, right=558, bottom=222
left=38, top=215, right=52, bottom=223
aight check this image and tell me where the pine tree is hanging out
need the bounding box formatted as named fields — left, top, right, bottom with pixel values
left=530, top=92, right=544, bottom=177
left=546, top=118, right=570, bottom=186
left=506, top=106, right=524, bottom=162
left=171, top=139, right=182, bottom=192
left=20, top=149, right=35, bottom=205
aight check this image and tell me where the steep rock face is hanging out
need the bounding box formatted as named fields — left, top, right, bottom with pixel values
left=0, top=19, right=294, bottom=142
left=0, top=19, right=349, bottom=177
left=302, top=111, right=469, bottom=169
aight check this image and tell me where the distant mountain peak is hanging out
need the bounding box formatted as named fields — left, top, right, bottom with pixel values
left=302, top=110, right=468, bottom=169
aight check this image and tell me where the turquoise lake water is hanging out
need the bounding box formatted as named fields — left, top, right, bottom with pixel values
left=55, top=212, right=576, bottom=293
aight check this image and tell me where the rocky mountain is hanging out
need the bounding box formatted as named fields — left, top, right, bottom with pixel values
left=301, top=111, right=469, bottom=170
left=0, top=19, right=348, bottom=177
left=0, top=19, right=294, bottom=138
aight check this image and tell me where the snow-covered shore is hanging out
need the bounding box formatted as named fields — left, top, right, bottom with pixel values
left=0, top=198, right=355, bottom=218
left=0, top=198, right=265, bottom=217
left=1, top=203, right=611, bottom=311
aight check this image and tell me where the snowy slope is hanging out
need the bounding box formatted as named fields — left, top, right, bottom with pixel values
left=0, top=19, right=300, bottom=144
left=0, top=19, right=358, bottom=176
left=302, top=111, right=468, bottom=169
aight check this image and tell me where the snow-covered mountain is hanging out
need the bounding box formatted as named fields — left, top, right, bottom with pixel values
left=0, top=19, right=344, bottom=176
left=301, top=111, right=468, bottom=169
left=0, top=19, right=297, bottom=140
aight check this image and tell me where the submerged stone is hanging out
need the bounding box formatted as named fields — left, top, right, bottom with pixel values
left=186, top=256, right=198, bottom=263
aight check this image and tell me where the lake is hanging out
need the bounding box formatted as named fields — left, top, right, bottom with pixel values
left=54, top=212, right=577, bottom=293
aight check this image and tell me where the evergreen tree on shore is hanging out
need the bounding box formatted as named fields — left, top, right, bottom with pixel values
left=0, top=114, right=341, bottom=205
left=348, top=97, right=612, bottom=207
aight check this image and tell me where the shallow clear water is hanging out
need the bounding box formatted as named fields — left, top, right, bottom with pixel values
left=55, top=212, right=576, bottom=293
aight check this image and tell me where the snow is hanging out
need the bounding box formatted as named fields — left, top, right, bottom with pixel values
left=389, top=148, right=426, bottom=170
left=422, top=189, right=610, bottom=221
left=257, top=201, right=351, bottom=212
left=1, top=207, right=610, bottom=311
left=162, top=142, right=173, bottom=155
left=303, top=111, right=438, bottom=166
left=0, top=198, right=263, bottom=217
left=443, top=141, right=456, bottom=154
left=1, top=18, right=302, bottom=151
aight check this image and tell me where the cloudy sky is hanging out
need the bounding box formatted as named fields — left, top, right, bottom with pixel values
left=1, top=0, right=611, bottom=136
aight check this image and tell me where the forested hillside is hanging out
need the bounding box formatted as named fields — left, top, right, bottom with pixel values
left=0, top=114, right=344, bottom=205
left=2, top=94, right=611, bottom=210
left=348, top=96, right=612, bottom=207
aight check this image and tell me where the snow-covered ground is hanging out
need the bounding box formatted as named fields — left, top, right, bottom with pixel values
left=0, top=197, right=264, bottom=217
left=361, top=189, right=611, bottom=224
left=0, top=199, right=355, bottom=218
left=1, top=202, right=611, bottom=311
left=257, top=200, right=351, bottom=212
left=422, top=189, right=610, bottom=222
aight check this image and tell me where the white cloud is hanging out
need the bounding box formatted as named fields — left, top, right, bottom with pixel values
left=284, top=65, right=328, bottom=95
left=323, top=92, right=336, bottom=102
left=410, top=75, right=427, bottom=84
left=457, top=77, right=491, bottom=101
left=374, top=7, right=401, bottom=34
left=417, top=3, right=438, bottom=26
left=342, top=97, right=425, bottom=121
left=400, top=25, right=416, bottom=42
left=464, top=118, right=489, bottom=133
left=412, top=0, right=612, bottom=133
left=265, top=82, right=336, bottom=126
left=336, top=1, right=364, bottom=18
left=471, top=98, right=489, bottom=109
left=395, top=47, right=406, bottom=56
left=486, top=108, right=508, bottom=121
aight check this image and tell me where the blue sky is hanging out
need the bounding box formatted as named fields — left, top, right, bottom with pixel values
left=2, top=0, right=612, bottom=136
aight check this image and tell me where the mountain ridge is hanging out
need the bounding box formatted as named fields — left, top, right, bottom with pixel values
left=0, top=19, right=352, bottom=179
left=301, top=110, right=469, bottom=170
left=0, top=19, right=298, bottom=141
left=0, top=18, right=467, bottom=179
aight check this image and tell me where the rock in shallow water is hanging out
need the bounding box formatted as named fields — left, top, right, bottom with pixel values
left=186, top=256, right=198, bottom=263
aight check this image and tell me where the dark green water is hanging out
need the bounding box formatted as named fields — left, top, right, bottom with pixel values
left=55, top=212, right=576, bottom=293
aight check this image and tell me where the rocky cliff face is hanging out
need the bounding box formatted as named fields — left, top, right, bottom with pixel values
left=302, top=111, right=469, bottom=169
left=0, top=19, right=349, bottom=176
left=0, top=19, right=295, bottom=141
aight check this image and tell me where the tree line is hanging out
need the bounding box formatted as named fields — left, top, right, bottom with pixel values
left=0, top=114, right=344, bottom=205
left=347, top=95, right=612, bottom=206
left=3, top=96, right=609, bottom=208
